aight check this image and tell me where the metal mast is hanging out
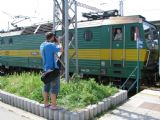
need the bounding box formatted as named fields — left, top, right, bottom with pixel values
left=52, top=0, right=103, bottom=82
left=52, top=0, right=78, bottom=82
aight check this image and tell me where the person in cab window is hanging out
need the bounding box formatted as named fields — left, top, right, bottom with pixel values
left=114, top=29, right=122, bottom=40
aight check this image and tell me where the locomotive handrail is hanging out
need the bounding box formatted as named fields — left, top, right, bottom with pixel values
left=109, top=27, right=112, bottom=66
left=128, top=80, right=137, bottom=92
left=120, top=66, right=137, bottom=89
left=145, top=50, right=150, bottom=67
left=123, top=25, right=126, bottom=67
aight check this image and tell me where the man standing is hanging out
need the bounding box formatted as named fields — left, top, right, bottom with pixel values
left=40, top=32, right=63, bottom=109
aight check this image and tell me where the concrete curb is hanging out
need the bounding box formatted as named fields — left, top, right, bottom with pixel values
left=0, top=90, right=127, bottom=120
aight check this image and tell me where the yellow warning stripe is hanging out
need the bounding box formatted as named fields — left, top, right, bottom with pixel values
left=69, top=49, right=147, bottom=61
left=0, top=49, right=147, bottom=61
left=0, top=50, right=40, bottom=58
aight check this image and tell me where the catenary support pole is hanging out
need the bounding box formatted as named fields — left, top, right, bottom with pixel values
left=64, top=0, right=69, bottom=82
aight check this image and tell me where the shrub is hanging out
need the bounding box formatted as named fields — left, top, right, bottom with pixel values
left=0, top=73, right=118, bottom=110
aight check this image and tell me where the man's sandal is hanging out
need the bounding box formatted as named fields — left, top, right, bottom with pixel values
left=50, top=105, right=62, bottom=110
left=44, top=104, right=51, bottom=108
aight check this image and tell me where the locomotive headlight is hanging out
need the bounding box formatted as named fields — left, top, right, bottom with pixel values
left=101, top=61, right=105, bottom=67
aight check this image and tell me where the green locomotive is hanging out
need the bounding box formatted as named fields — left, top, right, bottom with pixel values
left=0, top=15, right=159, bottom=87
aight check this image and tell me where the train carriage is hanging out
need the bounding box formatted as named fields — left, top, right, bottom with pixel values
left=0, top=15, right=159, bottom=87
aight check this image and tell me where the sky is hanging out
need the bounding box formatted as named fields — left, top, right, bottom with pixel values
left=0, top=0, right=160, bottom=31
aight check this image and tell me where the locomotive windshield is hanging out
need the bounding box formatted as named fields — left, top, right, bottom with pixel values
left=143, top=22, right=158, bottom=49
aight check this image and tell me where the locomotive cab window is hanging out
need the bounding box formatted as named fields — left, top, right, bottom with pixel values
left=130, top=26, right=140, bottom=41
left=9, top=38, right=13, bottom=44
left=143, top=22, right=158, bottom=49
left=113, top=28, right=122, bottom=41
left=84, top=30, right=93, bottom=41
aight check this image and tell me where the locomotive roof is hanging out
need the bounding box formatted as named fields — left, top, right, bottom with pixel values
left=0, top=15, right=144, bottom=37
left=77, top=15, right=144, bottom=28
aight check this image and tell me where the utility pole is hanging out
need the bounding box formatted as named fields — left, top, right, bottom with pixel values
left=52, top=0, right=78, bottom=82
left=52, top=0, right=103, bottom=82
left=64, top=0, right=69, bottom=82
left=119, top=0, right=124, bottom=16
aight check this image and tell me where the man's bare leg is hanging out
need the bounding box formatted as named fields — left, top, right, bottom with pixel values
left=51, top=94, right=57, bottom=106
left=43, top=92, right=49, bottom=105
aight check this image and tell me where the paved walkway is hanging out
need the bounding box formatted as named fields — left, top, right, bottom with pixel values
left=98, top=89, right=160, bottom=120
left=0, top=101, right=46, bottom=120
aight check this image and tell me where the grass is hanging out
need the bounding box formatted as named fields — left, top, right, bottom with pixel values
left=0, top=72, right=118, bottom=110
